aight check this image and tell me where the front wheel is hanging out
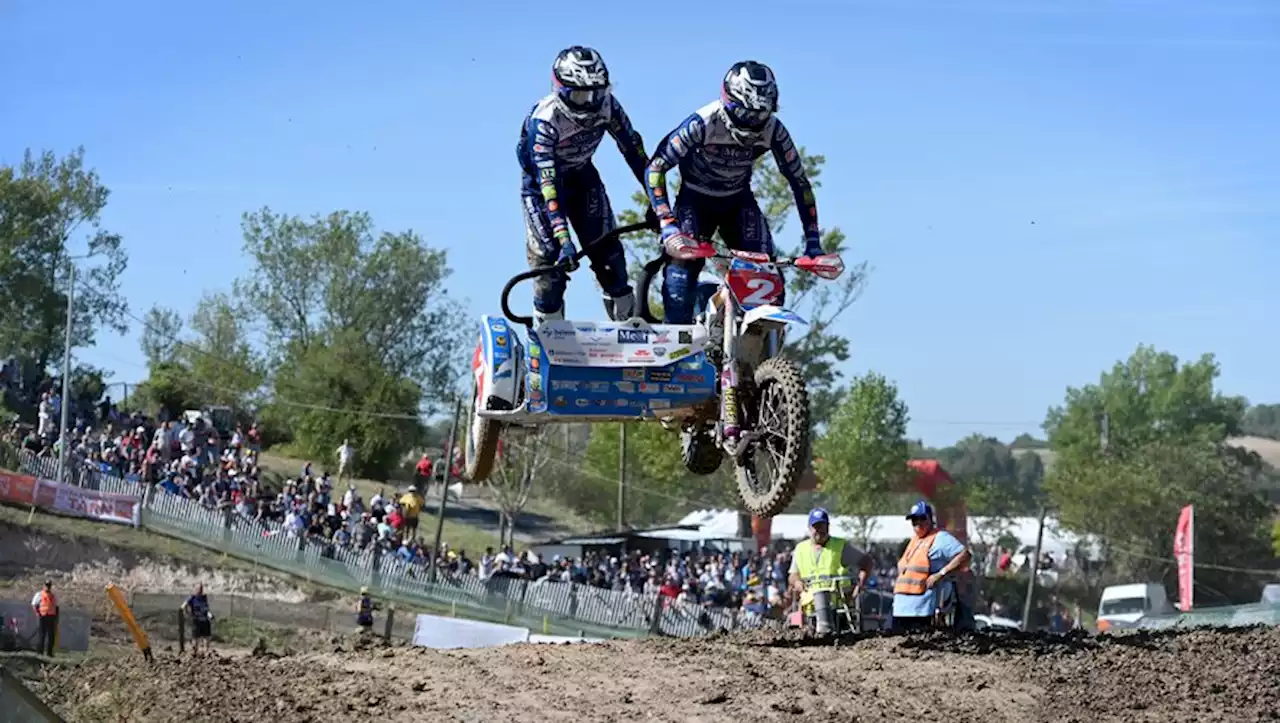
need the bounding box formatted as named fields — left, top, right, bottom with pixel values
left=734, top=356, right=809, bottom=517
left=464, top=375, right=502, bottom=482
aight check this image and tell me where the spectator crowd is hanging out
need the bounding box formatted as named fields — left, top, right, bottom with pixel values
left=3, top=381, right=1078, bottom=630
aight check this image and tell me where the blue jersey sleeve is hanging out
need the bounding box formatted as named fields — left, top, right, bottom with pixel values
left=928, top=531, right=967, bottom=572
left=606, top=95, right=649, bottom=185
left=645, top=112, right=705, bottom=227
left=527, top=117, right=569, bottom=241
left=769, top=120, right=821, bottom=244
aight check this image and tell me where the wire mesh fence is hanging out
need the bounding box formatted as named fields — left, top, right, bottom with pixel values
left=14, top=450, right=782, bottom=640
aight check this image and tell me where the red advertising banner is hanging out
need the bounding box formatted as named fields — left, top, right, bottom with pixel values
left=1173, top=504, right=1194, bottom=612
left=0, top=469, right=139, bottom=527
left=0, top=471, right=38, bottom=505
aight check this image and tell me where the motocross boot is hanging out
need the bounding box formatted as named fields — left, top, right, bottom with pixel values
left=533, top=306, right=565, bottom=329
left=603, top=290, right=636, bottom=322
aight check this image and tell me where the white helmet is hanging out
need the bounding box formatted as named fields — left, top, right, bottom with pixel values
left=721, top=60, right=778, bottom=143
left=552, top=46, right=611, bottom=122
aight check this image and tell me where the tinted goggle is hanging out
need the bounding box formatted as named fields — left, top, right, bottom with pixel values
left=726, top=102, right=772, bottom=128
left=560, top=86, right=608, bottom=109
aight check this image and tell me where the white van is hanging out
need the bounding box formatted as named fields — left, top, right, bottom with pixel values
left=1097, top=583, right=1175, bottom=629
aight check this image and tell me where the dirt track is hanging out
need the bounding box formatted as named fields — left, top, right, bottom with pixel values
left=26, top=625, right=1280, bottom=723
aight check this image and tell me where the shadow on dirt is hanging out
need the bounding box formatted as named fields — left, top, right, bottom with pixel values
left=723, top=623, right=1277, bottom=657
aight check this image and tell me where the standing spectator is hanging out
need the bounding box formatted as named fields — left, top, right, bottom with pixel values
left=336, top=438, right=355, bottom=484
left=355, top=587, right=377, bottom=634
left=30, top=581, right=58, bottom=657
left=399, top=486, right=425, bottom=541
left=182, top=583, right=214, bottom=657
left=414, top=453, right=433, bottom=492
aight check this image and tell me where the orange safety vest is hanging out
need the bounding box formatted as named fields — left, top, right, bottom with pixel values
left=37, top=590, right=56, bottom=617
left=894, top=532, right=938, bottom=596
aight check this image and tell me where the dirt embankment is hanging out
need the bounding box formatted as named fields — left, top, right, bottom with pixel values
left=0, top=517, right=309, bottom=609
left=26, top=626, right=1280, bottom=723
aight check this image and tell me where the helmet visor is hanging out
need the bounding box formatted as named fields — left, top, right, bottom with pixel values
left=726, top=102, right=771, bottom=130
left=560, top=87, right=609, bottom=112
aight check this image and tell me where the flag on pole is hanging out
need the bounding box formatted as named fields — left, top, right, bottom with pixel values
left=1173, top=504, right=1194, bottom=612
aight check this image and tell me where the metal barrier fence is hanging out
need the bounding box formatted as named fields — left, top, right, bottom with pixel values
left=1133, top=601, right=1280, bottom=630
left=15, top=450, right=781, bottom=640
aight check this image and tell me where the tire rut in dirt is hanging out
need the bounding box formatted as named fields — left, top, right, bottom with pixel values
left=27, top=625, right=1280, bottom=722
left=735, top=356, right=809, bottom=518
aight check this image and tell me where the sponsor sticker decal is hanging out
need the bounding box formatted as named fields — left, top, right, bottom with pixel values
left=617, top=329, right=649, bottom=344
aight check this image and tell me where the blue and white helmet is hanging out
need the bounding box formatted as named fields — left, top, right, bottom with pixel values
left=552, top=46, right=611, bottom=122
left=721, top=60, right=778, bottom=142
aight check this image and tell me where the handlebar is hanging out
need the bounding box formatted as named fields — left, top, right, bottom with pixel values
left=501, top=220, right=657, bottom=327
left=635, top=241, right=846, bottom=322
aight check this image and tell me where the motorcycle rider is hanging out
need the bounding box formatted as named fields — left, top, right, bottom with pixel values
left=517, top=46, right=653, bottom=327
left=644, top=60, right=826, bottom=325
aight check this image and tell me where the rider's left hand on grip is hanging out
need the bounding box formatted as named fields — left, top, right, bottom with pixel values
left=643, top=206, right=659, bottom=230
left=557, top=241, right=580, bottom=271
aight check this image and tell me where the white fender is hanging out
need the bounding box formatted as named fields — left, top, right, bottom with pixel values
left=742, top=305, right=808, bottom=329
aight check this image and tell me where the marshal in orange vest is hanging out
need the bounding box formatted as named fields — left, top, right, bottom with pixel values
left=894, top=531, right=939, bottom=597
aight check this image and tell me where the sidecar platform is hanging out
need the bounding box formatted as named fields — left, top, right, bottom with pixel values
left=473, top=316, right=719, bottom=424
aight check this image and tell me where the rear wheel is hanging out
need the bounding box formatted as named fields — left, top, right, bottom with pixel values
left=734, top=356, right=809, bottom=517
left=464, top=373, right=502, bottom=482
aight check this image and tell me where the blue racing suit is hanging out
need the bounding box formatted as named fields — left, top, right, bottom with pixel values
left=518, top=94, right=649, bottom=316
left=645, top=100, right=822, bottom=324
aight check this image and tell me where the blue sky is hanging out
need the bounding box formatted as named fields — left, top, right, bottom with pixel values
left=2, top=0, right=1277, bottom=446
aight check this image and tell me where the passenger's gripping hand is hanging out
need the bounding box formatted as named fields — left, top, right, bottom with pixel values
left=557, top=235, right=580, bottom=272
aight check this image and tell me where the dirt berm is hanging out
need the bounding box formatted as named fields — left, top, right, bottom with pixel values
left=27, top=625, right=1280, bottom=722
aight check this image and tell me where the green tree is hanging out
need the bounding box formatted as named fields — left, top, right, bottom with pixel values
left=960, top=475, right=1022, bottom=552
left=132, top=294, right=263, bottom=416
left=182, top=292, right=264, bottom=408
left=485, top=427, right=555, bottom=545
left=931, top=434, right=1045, bottom=514
left=617, top=147, right=868, bottom=427
left=813, top=371, right=910, bottom=518
left=569, top=422, right=739, bottom=527
left=0, top=147, right=129, bottom=378
left=1242, top=403, right=1280, bottom=440
left=139, top=304, right=182, bottom=368
left=129, top=361, right=204, bottom=417
left=1043, top=345, right=1271, bottom=603
left=235, top=208, right=466, bottom=407
left=271, top=330, right=424, bottom=479
left=229, top=207, right=466, bottom=478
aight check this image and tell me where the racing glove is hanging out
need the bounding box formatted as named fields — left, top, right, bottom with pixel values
left=643, top=205, right=659, bottom=230
left=557, top=237, right=580, bottom=271
left=803, top=233, right=824, bottom=258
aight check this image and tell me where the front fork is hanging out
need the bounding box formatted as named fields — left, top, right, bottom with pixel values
left=713, top=302, right=783, bottom=459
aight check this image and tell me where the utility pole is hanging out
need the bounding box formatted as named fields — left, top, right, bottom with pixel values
left=1021, top=503, right=1048, bottom=631
left=429, top=397, right=463, bottom=583
left=617, top=423, right=627, bottom=530
left=56, top=263, right=76, bottom=485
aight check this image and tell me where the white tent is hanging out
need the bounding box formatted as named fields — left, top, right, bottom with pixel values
left=675, top=509, right=1098, bottom=560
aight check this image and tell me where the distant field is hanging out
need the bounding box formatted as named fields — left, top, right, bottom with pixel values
left=1229, top=436, right=1280, bottom=468
left=1011, top=447, right=1057, bottom=470
left=1009, top=438, right=1279, bottom=471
